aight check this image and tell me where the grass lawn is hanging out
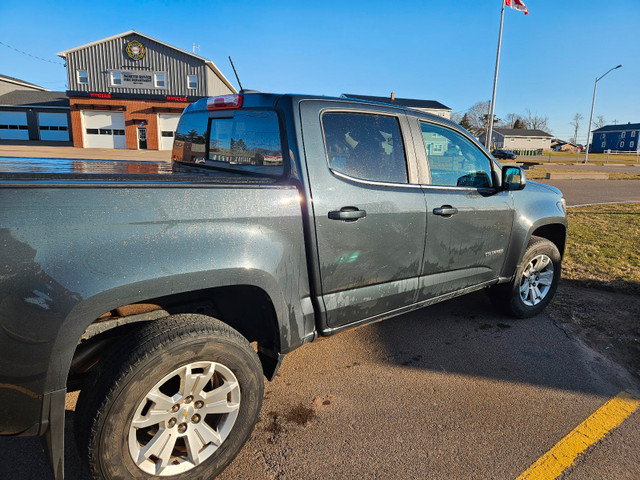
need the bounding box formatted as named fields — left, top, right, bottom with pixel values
left=563, top=203, right=640, bottom=294
left=525, top=168, right=640, bottom=180
left=550, top=202, right=640, bottom=378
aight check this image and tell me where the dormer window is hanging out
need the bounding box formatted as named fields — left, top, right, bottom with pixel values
left=77, top=70, right=88, bottom=85
left=187, top=75, right=198, bottom=90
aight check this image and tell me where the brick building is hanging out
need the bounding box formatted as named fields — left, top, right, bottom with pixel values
left=57, top=30, right=235, bottom=150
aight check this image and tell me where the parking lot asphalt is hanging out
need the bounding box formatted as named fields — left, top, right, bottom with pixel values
left=537, top=179, right=640, bottom=206
left=1, top=292, right=638, bottom=480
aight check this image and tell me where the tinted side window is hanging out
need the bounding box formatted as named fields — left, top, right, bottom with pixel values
left=420, top=122, right=492, bottom=188
left=322, top=112, right=408, bottom=184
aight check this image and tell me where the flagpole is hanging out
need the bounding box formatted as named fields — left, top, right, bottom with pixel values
left=486, top=1, right=505, bottom=150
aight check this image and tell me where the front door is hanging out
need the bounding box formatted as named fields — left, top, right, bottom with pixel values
left=413, top=119, right=514, bottom=299
left=138, top=127, right=148, bottom=149
left=300, top=101, right=427, bottom=331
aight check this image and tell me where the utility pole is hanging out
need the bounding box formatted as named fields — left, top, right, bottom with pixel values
left=584, top=64, right=622, bottom=163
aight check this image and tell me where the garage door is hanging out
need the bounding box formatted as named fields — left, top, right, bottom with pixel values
left=0, top=111, right=29, bottom=140
left=158, top=114, right=181, bottom=150
left=83, top=111, right=126, bottom=149
left=38, top=112, right=70, bottom=141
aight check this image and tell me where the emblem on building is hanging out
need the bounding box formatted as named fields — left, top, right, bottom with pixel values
left=126, top=40, right=145, bottom=61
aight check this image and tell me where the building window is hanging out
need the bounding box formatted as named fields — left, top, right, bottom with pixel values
left=631, top=141, right=635, bottom=148
left=632, top=131, right=636, bottom=137
left=187, top=75, right=198, bottom=90
left=602, top=141, right=606, bottom=147
left=154, top=73, right=165, bottom=88
left=620, top=141, right=624, bottom=148
left=621, top=131, right=626, bottom=138
left=111, top=72, right=122, bottom=86
left=77, top=70, right=88, bottom=85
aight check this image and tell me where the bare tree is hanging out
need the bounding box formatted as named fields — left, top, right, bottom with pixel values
left=524, top=109, right=550, bottom=131
left=503, top=113, right=526, bottom=128
left=465, top=100, right=491, bottom=136
left=569, top=113, right=583, bottom=145
left=593, top=115, right=606, bottom=129
left=450, top=112, right=464, bottom=124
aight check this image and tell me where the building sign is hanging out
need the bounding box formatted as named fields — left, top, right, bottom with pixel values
left=167, top=96, right=187, bottom=102
left=90, top=92, right=111, bottom=98
left=122, top=71, right=154, bottom=88
left=126, top=40, right=146, bottom=61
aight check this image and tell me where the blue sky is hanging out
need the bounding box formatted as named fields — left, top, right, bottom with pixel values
left=1, top=0, right=638, bottom=142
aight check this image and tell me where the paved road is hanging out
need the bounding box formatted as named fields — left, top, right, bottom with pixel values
left=536, top=179, right=640, bottom=206
left=1, top=292, right=637, bottom=480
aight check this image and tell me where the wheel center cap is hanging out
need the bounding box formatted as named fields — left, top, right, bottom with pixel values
left=180, top=405, right=195, bottom=422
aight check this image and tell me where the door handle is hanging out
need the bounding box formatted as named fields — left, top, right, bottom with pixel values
left=328, top=207, right=367, bottom=222
left=433, top=205, right=458, bottom=217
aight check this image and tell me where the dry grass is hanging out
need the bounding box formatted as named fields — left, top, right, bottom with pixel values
left=563, top=203, right=640, bottom=294
left=525, top=168, right=640, bottom=180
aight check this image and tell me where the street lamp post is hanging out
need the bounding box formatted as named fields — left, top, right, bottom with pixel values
left=584, top=64, right=622, bottom=163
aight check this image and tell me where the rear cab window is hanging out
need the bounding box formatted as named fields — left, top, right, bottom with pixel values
left=172, top=109, right=284, bottom=176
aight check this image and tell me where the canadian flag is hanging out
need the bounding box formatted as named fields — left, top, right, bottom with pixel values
left=505, top=0, right=529, bottom=15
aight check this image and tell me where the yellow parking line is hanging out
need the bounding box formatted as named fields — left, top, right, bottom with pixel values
left=516, top=390, right=640, bottom=480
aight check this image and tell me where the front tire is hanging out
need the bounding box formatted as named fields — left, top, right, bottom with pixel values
left=489, top=236, right=561, bottom=318
left=75, top=314, right=264, bottom=480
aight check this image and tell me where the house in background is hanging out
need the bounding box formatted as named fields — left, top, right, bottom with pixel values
left=550, top=139, right=582, bottom=153
left=589, top=122, right=640, bottom=153
left=0, top=74, right=48, bottom=96
left=57, top=30, right=235, bottom=150
left=341, top=93, right=451, bottom=119
left=478, top=128, right=553, bottom=154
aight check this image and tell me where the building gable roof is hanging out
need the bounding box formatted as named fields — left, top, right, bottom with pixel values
left=593, top=123, right=640, bottom=133
left=0, top=74, right=48, bottom=91
left=341, top=93, right=450, bottom=111
left=493, top=128, right=552, bottom=138
left=0, top=90, right=69, bottom=107
left=56, top=30, right=236, bottom=93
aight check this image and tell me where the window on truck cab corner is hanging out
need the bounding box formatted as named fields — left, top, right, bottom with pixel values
left=321, top=112, right=408, bottom=184
left=173, top=110, right=284, bottom=176
left=419, top=122, right=493, bottom=188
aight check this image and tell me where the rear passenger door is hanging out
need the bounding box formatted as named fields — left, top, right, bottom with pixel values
left=409, top=118, right=514, bottom=299
left=299, top=100, right=426, bottom=331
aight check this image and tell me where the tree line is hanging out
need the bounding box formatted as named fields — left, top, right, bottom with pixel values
left=452, top=100, right=549, bottom=137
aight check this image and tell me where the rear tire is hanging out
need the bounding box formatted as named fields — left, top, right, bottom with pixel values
left=75, top=314, right=264, bottom=480
left=488, top=236, right=561, bottom=318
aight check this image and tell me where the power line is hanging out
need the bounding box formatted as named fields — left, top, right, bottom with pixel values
left=0, top=41, right=65, bottom=66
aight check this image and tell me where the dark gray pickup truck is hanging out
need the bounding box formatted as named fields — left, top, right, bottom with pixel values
left=0, top=93, right=566, bottom=480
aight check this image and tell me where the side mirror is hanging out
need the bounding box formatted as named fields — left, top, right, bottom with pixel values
left=502, top=166, right=526, bottom=191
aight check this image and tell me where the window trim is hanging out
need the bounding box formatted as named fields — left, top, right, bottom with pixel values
left=110, top=71, right=123, bottom=86
left=77, top=70, right=88, bottom=85
left=154, top=73, right=166, bottom=89
left=187, top=75, right=198, bottom=90
left=319, top=109, right=413, bottom=186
